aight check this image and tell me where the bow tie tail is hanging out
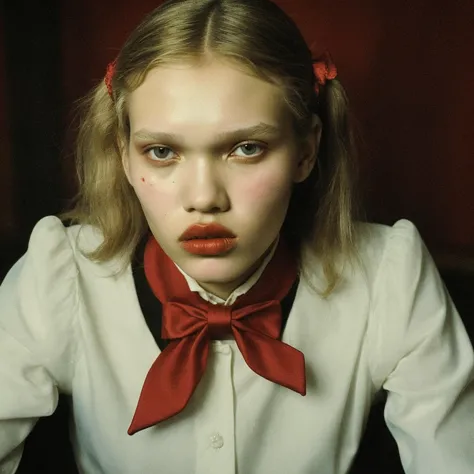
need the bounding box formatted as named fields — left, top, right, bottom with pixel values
left=233, top=329, right=307, bottom=396
left=128, top=333, right=209, bottom=435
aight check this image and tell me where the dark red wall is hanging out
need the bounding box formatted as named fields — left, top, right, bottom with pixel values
left=286, top=0, right=474, bottom=262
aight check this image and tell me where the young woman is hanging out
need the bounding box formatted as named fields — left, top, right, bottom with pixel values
left=1, top=0, right=473, bottom=473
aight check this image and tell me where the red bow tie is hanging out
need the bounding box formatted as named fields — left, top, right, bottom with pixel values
left=128, top=236, right=306, bottom=435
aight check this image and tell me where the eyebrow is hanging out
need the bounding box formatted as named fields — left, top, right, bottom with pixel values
left=132, top=122, right=282, bottom=144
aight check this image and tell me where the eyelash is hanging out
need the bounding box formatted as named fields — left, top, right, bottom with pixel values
left=143, top=141, right=267, bottom=164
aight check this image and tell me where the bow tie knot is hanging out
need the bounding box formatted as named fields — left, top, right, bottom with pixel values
left=207, top=305, right=232, bottom=339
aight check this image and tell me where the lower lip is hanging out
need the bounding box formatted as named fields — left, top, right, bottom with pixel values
left=180, top=238, right=237, bottom=255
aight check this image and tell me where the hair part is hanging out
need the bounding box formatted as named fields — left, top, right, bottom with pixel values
left=62, top=0, right=364, bottom=297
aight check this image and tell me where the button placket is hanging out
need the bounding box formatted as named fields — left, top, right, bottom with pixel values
left=194, top=343, right=236, bottom=474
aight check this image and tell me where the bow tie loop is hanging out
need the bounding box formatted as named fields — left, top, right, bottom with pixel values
left=162, top=301, right=208, bottom=339
left=232, top=300, right=282, bottom=339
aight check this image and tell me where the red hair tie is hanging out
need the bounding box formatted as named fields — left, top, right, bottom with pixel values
left=312, top=51, right=337, bottom=95
left=105, top=59, right=117, bottom=98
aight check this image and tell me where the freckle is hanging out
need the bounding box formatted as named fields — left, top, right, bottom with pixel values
left=141, top=177, right=145, bottom=183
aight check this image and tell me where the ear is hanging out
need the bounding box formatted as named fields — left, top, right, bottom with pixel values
left=293, top=114, right=322, bottom=184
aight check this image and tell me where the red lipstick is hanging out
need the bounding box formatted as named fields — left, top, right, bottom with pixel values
left=179, top=223, right=237, bottom=256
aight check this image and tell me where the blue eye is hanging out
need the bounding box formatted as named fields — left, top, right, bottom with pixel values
left=233, top=143, right=265, bottom=158
left=146, top=146, right=174, bottom=161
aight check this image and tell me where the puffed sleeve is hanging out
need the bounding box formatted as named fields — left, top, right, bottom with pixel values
left=368, top=219, right=474, bottom=473
left=0, top=216, right=79, bottom=473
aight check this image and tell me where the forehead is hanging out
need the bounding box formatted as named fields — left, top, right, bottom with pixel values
left=127, top=59, right=290, bottom=133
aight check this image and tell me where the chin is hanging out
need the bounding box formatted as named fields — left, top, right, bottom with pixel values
left=183, top=257, right=250, bottom=285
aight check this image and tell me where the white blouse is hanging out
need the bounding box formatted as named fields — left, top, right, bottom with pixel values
left=0, top=216, right=473, bottom=474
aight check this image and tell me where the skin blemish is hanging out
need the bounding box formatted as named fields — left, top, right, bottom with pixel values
left=141, top=177, right=146, bottom=183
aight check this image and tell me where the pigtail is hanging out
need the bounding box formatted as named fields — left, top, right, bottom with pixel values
left=318, top=78, right=359, bottom=245
left=61, top=78, right=146, bottom=267
left=293, top=78, right=363, bottom=297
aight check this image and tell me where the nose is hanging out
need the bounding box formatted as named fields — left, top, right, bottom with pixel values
left=181, top=158, right=230, bottom=214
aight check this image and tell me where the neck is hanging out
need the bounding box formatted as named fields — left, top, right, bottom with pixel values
left=196, top=254, right=265, bottom=300
left=196, top=242, right=277, bottom=300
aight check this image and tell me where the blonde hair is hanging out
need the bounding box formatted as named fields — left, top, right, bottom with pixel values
left=62, top=0, right=364, bottom=297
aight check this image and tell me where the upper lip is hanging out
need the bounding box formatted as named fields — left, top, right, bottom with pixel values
left=179, top=223, right=236, bottom=241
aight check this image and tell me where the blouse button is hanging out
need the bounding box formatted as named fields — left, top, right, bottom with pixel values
left=210, top=433, right=224, bottom=449
left=212, top=341, right=231, bottom=354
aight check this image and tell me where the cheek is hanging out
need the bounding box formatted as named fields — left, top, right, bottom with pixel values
left=235, top=167, right=292, bottom=213
left=131, top=172, right=174, bottom=218
left=137, top=174, right=157, bottom=187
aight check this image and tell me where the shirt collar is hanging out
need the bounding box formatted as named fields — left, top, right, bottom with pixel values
left=174, top=235, right=280, bottom=306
